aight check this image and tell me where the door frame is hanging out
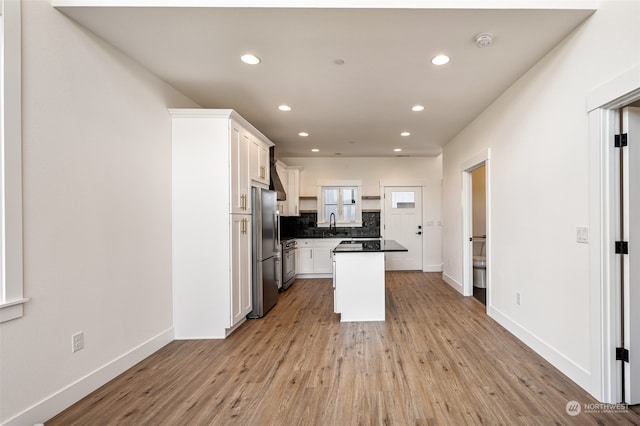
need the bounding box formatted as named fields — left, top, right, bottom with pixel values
left=461, top=149, right=491, bottom=299
left=587, top=65, right=640, bottom=403
left=380, top=180, right=427, bottom=271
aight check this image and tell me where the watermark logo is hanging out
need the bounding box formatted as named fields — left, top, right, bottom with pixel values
left=566, top=400, right=581, bottom=416
left=565, top=400, right=629, bottom=416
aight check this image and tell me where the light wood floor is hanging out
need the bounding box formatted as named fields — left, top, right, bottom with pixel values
left=47, top=272, right=640, bottom=425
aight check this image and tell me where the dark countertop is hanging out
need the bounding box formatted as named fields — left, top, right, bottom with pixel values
left=333, top=239, right=408, bottom=253
left=281, top=234, right=382, bottom=240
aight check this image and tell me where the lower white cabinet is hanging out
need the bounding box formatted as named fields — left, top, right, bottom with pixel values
left=297, top=240, right=314, bottom=274
left=313, top=240, right=337, bottom=273
left=231, top=214, right=252, bottom=326
left=333, top=251, right=386, bottom=322
left=296, top=239, right=342, bottom=276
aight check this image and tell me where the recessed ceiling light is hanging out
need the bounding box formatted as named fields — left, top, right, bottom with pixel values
left=241, top=54, right=261, bottom=65
left=412, top=105, right=425, bottom=112
left=334, top=59, right=345, bottom=65
left=299, top=132, right=309, bottom=137
left=394, top=148, right=402, bottom=152
left=431, top=55, right=450, bottom=66
left=278, top=105, right=292, bottom=111
left=311, top=148, right=319, bottom=152
left=401, top=132, right=411, bottom=137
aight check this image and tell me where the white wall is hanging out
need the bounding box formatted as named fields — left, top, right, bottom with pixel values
left=0, top=1, right=198, bottom=424
left=441, top=0, right=640, bottom=399
left=282, top=156, right=443, bottom=270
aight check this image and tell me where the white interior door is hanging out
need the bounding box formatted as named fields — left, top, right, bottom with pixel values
left=622, top=107, right=640, bottom=404
left=383, top=187, right=423, bottom=271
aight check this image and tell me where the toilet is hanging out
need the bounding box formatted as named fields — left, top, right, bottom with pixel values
left=473, top=256, right=486, bottom=288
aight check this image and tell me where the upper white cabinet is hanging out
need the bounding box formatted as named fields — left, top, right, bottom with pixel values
left=286, top=167, right=303, bottom=217
left=250, top=133, right=271, bottom=187
left=276, top=162, right=303, bottom=217
left=276, top=161, right=289, bottom=215
left=170, top=109, right=272, bottom=339
left=230, top=121, right=250, bottom=214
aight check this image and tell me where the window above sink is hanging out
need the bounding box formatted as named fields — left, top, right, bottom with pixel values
left=317, top=180, right=362, bottom=227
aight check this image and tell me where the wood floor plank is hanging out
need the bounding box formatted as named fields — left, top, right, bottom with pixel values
left=46, top=272, right=640, bottom=425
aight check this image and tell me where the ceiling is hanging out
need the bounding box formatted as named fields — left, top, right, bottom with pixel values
left=54, top=2, right=595, bottom=158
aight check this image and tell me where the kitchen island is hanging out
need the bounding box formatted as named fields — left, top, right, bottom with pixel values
left=332, top=240, right=407, bottom=322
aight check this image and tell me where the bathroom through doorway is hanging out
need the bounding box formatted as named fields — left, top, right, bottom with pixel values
left=471, top=165, right=487, bottom=305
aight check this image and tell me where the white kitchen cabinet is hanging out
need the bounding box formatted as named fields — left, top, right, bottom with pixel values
left=231, top=215, right=252, bottom=325
left=334, top=251, right=386, bottom=321
left=230, top=122, right=250, bottom=214
left=275, top=163, right=303, bottom=217
left=313, top=239, right=339, bottom=273
left=170, top=108, right=272, bottom=339
left=287, top=167, right=302, bottom=217
left=250, top=134, right=271, bottom=186
left=296, top=238, right=342, bottom=276
left=296, top=239, right=314, bottom=274
left=276, top=161, right=289, bottom=216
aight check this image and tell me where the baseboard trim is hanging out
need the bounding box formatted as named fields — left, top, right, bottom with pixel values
left=3, top=328, right=174, bottom=426
left=296, top=273, right=332, bottom=279
left=423, top=264, right=443, bottom=272
left=487, top=306, right=592, bottom=393
left=442, top=272, right=463, bottom=294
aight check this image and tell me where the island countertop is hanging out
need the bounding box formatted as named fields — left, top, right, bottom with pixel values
left=333, top=239, right=408, bottom=253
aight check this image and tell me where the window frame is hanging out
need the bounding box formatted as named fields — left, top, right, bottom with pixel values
left=317, top=180, right=362, bottom=227
left=0, top=0, right=26, bottom=323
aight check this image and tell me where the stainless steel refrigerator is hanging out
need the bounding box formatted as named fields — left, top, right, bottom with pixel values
left=247, top=187, right=281, bottom=318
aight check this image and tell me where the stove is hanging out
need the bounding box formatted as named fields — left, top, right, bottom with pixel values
left=281, top=239, right=297, bottom=290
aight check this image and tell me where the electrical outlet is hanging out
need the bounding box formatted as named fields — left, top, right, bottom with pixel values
left=71, top=331, right=84, bottom=353
left=577, top=227, right=589, bottom=244
left=516, top=292, right=521, bottom=306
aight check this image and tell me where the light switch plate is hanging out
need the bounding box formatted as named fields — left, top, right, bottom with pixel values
left=577, top=227, right=589, bottom=244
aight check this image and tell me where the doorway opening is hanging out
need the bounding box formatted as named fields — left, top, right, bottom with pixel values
left=614, top=106, right=639, bottom=404
left=461, top=149, right=490, bottom=302
left=588, top=68, right=640, bottom=403
left=471, top=165, right=487, bottom=305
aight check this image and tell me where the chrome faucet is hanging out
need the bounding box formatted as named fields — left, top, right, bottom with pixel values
left=329, top=212, right=336, bottom=235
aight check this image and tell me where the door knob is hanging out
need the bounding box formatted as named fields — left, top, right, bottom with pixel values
left=416, top=231, right=422, bottom=235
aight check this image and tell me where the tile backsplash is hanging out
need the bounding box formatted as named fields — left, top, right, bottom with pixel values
left=281, top=212, right=380, bottom=239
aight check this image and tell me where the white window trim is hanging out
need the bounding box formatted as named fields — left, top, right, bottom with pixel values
left=317, top=180, right=362, bottom=227
left=0, top=0, right=26, bottom=323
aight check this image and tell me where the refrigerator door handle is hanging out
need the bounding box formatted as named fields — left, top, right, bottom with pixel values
left=274, top=212, right=280, bottom=252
